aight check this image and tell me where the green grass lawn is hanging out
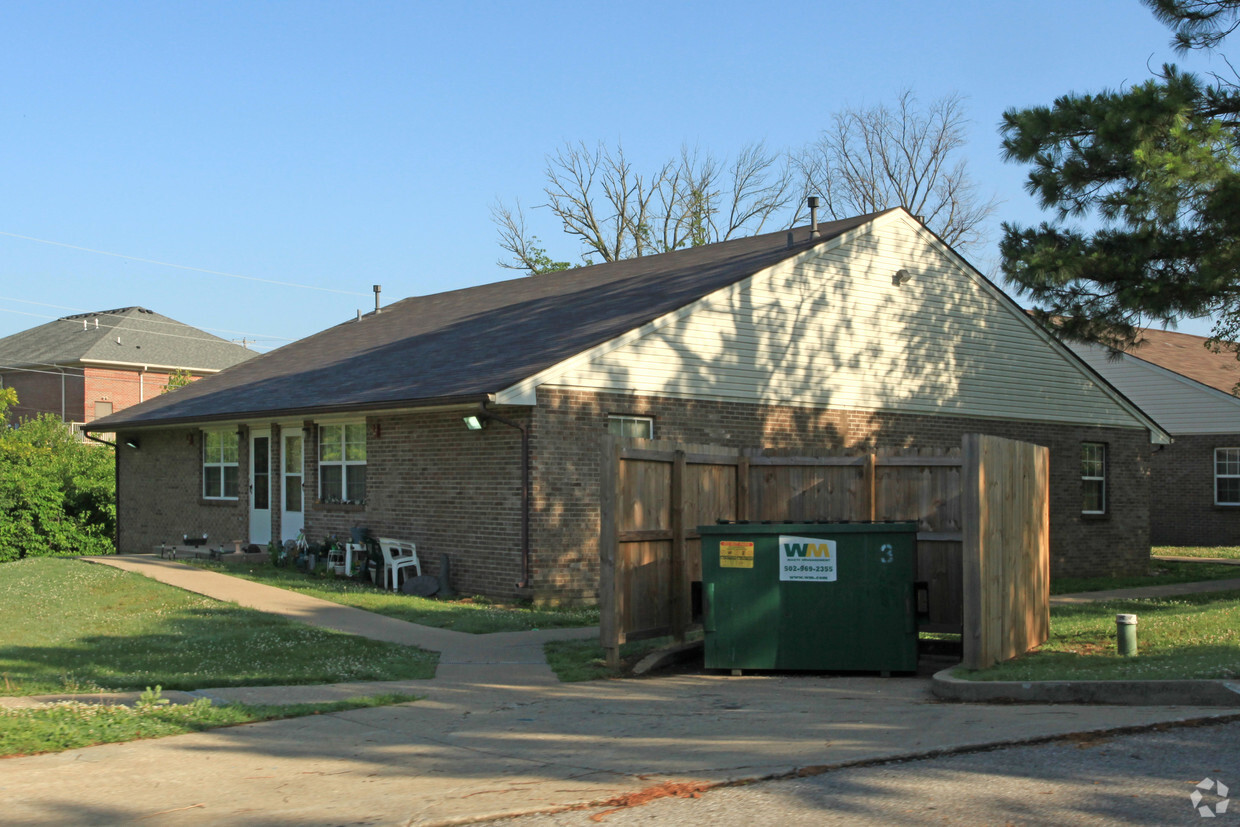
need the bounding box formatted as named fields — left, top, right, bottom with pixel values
left=188, top=561, right=599, bottom=634
left=1052, top=560, right=1240, bottom=594
left=1153, top=545, right=1240, bottom=560
left=956, top=590, right=1240, bottom=682
left=0, top=558, right=437, bottom=696
left=0, top=691, right=420, bottom=758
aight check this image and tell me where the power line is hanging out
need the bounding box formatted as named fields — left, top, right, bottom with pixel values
left=0, top=230, right=370, bottom=296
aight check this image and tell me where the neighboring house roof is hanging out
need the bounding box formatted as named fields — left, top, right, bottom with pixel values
left=1068, top=328, right=1240, bottom=436
left=86, top=210, right=1167, bottom=442
left=0, top=306, right=256, bottom=372
left=1126, top=328, right=1240, bottom=395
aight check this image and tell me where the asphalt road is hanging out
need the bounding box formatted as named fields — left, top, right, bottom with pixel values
left=497, top=718, right=1240, bottom=826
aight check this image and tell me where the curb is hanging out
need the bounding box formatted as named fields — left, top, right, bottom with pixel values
left=932, top=666, right=1240, bottom=706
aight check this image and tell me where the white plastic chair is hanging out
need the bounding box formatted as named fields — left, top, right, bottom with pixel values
left=375, top=537, right=421, bottom=591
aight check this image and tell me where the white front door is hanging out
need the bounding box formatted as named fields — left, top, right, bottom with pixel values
left=281, top=432, right=304, bottom=541
left=249, top=429, right=272, bottom=545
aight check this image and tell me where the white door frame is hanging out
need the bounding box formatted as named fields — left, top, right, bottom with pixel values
left=280, top=431, right=304, bottom=541
left=249, top=429, right=272, bottom=545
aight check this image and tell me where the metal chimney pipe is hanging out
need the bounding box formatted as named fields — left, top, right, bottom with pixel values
left=807, top=196, right=820, bottom=239
left=373, top=285, right=381, bottom=314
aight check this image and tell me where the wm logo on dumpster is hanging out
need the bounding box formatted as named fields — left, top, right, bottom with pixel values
left=779, top=535, right=837, bottom=582
left=782, top=542, right=833, bottom=558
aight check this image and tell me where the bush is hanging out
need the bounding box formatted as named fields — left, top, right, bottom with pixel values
left=0, top=391, right=115, bottom=561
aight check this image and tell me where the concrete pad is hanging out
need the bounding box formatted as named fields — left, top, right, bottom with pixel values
left=2, top=674, right=1233, bottom=826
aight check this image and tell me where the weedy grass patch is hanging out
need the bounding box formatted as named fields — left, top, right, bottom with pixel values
left=956, top=590, right=1240, bottom=682
left=1152, top=545, right=1240, bottom=561
left=190, top=561, right=599, bottom=634
left=0, top=688, right=420, bottom=757
left=545, top=633, right=702, bottom=682
left=0, top=558, right=437, bottom=696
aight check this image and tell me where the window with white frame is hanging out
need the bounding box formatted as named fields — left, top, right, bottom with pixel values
left=1215, top=448, right=1240, bottom=505
left=608, top=415, right=653, bottom=439
left=203, top=430, right=239, bottom=499
left=1081, top=442, right=1106, bottom=515
left=319, top=423, right=366, bottom=503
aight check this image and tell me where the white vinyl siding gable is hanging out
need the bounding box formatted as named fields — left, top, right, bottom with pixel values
left=1069, top=342, right=1240, bottom=435
left=543, top=216, right=1148, bottom=430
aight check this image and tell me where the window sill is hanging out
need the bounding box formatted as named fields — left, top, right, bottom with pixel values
left=312, top=502, right=366, bottom=513
left=199, top=498, right=239, bottom=507
left=1212, top=504, right=1240, bottom=510
left=1080, top=512, right=1110, bottom=521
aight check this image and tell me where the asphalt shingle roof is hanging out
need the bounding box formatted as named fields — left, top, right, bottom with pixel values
left=87, top=213, right=889, bottom=431
left=0, top=307, right=256, bottom=372
left=1125, top=327, right=1240, bottom=395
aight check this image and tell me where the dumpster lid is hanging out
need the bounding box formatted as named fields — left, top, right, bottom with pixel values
left=698, top=520, right=918, bottom=534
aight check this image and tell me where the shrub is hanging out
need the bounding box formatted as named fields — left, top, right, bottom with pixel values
left=0, top=391, right=115, bottom=561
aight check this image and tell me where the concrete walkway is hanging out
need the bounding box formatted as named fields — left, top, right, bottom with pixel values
left=2, top=556, right=1238, bottom=825
left=1052, top=575, right=1240, bottom=605
left=88, top=555, right=597, bottom=691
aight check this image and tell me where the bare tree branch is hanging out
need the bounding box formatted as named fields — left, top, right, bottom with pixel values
left=799, top=91, right=998, bottom=250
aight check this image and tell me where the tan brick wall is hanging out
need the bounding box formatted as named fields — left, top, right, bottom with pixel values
left=116, top=427, right=246, bottom=552
left=1149, top=435, right=1240, bottom=546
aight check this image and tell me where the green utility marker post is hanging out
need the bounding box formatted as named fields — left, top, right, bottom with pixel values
left=1116, top=613, right=1138, bottom=656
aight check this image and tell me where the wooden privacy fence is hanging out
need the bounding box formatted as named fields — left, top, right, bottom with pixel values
left=598, top=433, right=1048, bottom=670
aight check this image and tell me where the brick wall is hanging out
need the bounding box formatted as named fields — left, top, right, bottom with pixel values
left=1, top=366, right=182, bottom=425
left=84, top=368, right=177, bottom=422
left=115, top=391, right=1152, bottom=602
left=1149, top=435, right=1240, bottom=546
left=116, top=427, right=246, bottom=552
left=529, top=389, right=1152, bottom=603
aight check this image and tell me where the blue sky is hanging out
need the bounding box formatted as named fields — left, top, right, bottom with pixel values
left=0, top=0, right=1226, bottom=351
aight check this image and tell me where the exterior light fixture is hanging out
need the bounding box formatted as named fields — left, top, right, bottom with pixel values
left=124, top=437, right=140, bottom=450
left=462, top=414, right=488, bottom=431
left=893, top=269, right=912, bottom=286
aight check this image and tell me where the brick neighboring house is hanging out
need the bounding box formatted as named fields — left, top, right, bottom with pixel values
left=1068, top=329, right=1240, bottom=546
left=87, top=209, right=1168, bottom=602
left=0, top=306, right=256, bottom=428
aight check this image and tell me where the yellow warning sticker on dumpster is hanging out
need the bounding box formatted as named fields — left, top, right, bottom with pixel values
left=719, top=541, right=754, bottom=568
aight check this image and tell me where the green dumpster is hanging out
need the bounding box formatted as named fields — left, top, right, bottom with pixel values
left=699, top=521, right=918, bottom=673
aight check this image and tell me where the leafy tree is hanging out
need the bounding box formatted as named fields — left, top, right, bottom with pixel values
left=1000, top=0, right=1240, bottom=351
left=0, top=391, right=116, bottom=562
left=161, top=369, right=194, bottom=394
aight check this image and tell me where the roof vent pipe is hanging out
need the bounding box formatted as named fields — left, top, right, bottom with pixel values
left=94, top=318, right=99, bottom=329
left=373, top=284, right=381, bottom=315
left=807, top=196, right=820, bottom=239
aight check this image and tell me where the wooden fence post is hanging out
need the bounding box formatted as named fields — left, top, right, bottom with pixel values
left=961, top=434, right=984, bottom=670
left=863, top=452, right=877, bottom=521
left=736, top=454, right=750, bottom=522
left=598, top=435, right=622, bottom=668
left=670, top=449, right=687, bottom=642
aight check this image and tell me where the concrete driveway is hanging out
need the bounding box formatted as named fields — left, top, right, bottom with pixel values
left=4, top=672, right=1233, bottom=825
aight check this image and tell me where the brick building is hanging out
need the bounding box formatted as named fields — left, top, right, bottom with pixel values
left=1069, top=329, right=1240, bottom=546
left=88, top=210, right=1167, bottom=602
left=0, top=306, right=256, bottom=428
